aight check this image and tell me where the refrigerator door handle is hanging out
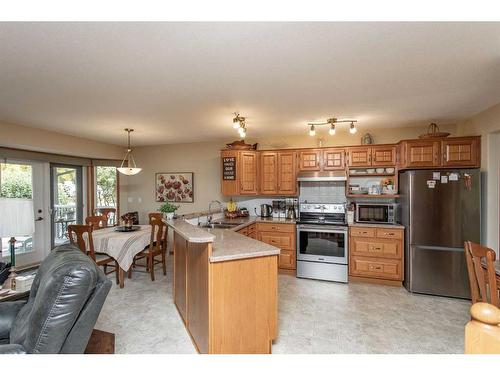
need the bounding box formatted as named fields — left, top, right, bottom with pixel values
left=415, top=245, right=465, bottom=252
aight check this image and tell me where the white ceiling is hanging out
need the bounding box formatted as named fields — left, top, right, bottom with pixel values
left=1, top=22, right=500, bottom=146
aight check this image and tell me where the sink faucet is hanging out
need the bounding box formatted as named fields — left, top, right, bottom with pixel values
left=208, top=200, right=223, bottom=223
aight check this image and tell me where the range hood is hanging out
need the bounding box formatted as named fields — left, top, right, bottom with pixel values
left=297, top=170, right=347, bottom=182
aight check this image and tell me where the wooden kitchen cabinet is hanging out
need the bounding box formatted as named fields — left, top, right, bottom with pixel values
left=323, top=148, right=345, bottom=170
left=371, top=145, right=396, bottom=166
left=260, top=151, right=297, bottom=195
left=260, top=152, right=278, bottom=195
left=398, top=136, right=481, bottom=169
left=441, top=137, right=480, bottom=167
left=347, top=145, right=396, bottom=167
left=399, top=139, right=441, bottom=168
left=277, top=151, right=297, bottom=195
left=347, top=147, right=371, bottom=167
left=298, top=149, right=322, bottom=171
left=256, top=222, right=296, bottom=271
left=221, top=150, right=259, bottom=196
left=349, top=226, right=404, bottom=285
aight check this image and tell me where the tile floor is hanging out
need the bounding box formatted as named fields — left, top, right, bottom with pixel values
left=95, top=255, right=471, bottom=354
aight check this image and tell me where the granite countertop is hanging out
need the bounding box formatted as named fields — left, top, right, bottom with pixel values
left=165, top=215, right=289, bottom=262
left=207, top=228, right=280, bottom=263
left=348, top=222, right=405, bottom=229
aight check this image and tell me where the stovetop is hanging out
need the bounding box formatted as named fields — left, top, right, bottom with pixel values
left=297, top=202, right=347, bottom=226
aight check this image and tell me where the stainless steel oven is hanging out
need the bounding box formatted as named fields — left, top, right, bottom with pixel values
left=296, top=224, right=348, bottom=264
left=356, top=202, right=398, bottom=224
left=296, top=203, right=349, bottom=283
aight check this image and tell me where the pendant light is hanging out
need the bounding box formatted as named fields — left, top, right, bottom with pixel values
left=117, top=128, right=142, bottom=176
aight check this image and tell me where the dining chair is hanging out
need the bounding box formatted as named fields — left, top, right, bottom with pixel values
left=85, top=215, right=107, bottom=230
left=464, top=241, right=499, bottom=307
left=95, top=208, right=117, bottom=226
left=68, top=224, right=119, bottom=285
left=131, top=217, right=167, bottom=281
left=148, top=212, right=163, bottom=222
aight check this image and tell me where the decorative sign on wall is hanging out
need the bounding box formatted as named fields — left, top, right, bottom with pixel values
left=223, top=157, right=236, bottom=180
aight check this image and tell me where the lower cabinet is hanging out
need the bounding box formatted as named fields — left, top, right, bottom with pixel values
left=349, top=226, right=404, bottom=284
left=237, top=221, right=296, bottom=272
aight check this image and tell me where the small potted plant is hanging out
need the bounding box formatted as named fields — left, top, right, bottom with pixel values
left=159, top=202, right=180, bottom=220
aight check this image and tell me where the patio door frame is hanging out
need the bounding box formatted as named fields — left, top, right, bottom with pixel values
left=50, top=163, right=84, bottom=249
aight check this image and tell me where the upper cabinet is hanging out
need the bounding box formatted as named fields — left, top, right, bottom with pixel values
left=347, top=145, right=396, bottom=167
left=298, top=149, right=322, bottom=171
left=323, top=148, right=345, bottom=170
left=260, top=152, right=278, bottom=195
left=398, top=136, right=480, bottom=169
left=277, top=151, right=297, bottom=195
left=441, top=137, right=480, bottom=167
left=221, top=150, right=259, bottom=196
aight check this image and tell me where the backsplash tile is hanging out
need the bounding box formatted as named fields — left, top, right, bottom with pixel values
left=299, top=181, right=347, bottom=203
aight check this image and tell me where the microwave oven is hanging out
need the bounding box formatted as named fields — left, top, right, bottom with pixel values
left=355, top=203, right=398, bottom=224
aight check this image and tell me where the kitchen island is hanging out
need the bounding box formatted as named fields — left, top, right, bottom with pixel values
left=166, top=217, right=280, bottom=354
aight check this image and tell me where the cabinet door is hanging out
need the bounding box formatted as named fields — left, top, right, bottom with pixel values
left=278, top=250, right=296, bottom=270
left=404, top=140, right=441, bottom=168
left=323, top=148, right=345, bottom=170
left=258, top=231, right=295, bottom=250
left=442, top=138, right=479, bottom=167
left=350, top=237, right=402, bottom=259
left=221, top=150, right=240, bottom=196
left=298, top=150, right=322, bottom=171
left=239, top=152, right=258, bottom=194
left=347, top=147, right=372, bottom=167
left=277, top=151, right=297, bottom=195
left=371, top=145, right=396, bottom=166
left=260, top=152, right=278, bottom=195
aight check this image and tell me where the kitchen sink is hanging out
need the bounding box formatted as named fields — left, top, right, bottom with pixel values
left=199, top=221, right=240, bottom=229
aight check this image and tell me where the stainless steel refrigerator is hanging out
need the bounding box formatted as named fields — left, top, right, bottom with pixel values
left=399, top=169, right=481, bottom=299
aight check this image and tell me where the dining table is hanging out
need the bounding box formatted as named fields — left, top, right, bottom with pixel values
left=91, top=225, right=152, bottom=288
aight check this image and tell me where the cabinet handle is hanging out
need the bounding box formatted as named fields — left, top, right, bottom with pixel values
left=384, top=232, right=394, bottom=236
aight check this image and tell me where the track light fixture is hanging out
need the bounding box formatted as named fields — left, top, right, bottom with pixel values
left=307, top=117, right=357, bottom=136
left=232, top=113, right=247, bottom=138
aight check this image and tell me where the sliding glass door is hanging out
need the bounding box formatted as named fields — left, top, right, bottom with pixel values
left=1, top=160, right=50, bottom=266
left=50, top=164, right=83, bottom=248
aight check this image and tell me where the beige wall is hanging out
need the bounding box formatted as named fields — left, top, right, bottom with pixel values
left=125, top=123, right=459, bottom=223
left=0, top=121, right=125, bottom=159
left=0, top=121, right=129, bottom=215
left=457, top=102, right=500, bottom=252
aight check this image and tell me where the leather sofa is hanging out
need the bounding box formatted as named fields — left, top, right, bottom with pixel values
left=0, top=243, right=111, bottom=354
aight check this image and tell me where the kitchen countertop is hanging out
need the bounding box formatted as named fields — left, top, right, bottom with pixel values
left=348, top=222, right=405, bottom=229
left=165, top=215, right=290, bottom=263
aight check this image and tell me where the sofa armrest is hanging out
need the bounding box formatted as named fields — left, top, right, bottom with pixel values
left=0, top=301, right=26, bottom=341
left=0, top=344, right=26, bottom=354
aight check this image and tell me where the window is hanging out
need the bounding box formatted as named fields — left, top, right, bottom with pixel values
left=94, top=166, right=118, bottom=225
left=1, top=162, right=34, bottom=256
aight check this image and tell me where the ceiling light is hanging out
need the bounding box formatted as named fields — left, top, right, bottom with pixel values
left=349, top=122, right=357, bottom=134
left=117, top=128, right=142, bottom=176
left=329, top=123, right=336, bottom=136
left=239, top=126, right=246, bottom=138
left=232, top=114, right=245, bottom=130
left=309, top=124, right=316, bottom=137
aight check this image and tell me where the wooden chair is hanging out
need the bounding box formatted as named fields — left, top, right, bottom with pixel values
left=95, top=208, right=117, bottom=226
left=464, top=241, right=499, bottom=307
left=68, top=224, right=119, bottom=284
left=85, top=215, right=107, bottom=230
left=148, top=212, right=163, bottom=222
left=465, top=302, right=500, bottom=354
left=131, top=217, right=168, bottom=281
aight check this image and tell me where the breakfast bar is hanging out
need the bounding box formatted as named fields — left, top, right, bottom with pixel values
left=166, top=218, right=280, bottom=354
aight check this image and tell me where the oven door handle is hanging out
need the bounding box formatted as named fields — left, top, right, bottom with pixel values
left=297, top=227, right=347, bottom=234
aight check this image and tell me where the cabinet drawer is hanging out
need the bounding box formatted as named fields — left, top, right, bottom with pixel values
left=278, top=249, right=296, bottom=270
left=350, top=256, right=402, bottom=280
left=258, top=231, right=295, bottom=250
left=376, top=228, right=403, bottom=239
left=351, top=237, right=402, bottom=259
left=237, top=227, right=249, bottom=236
left=256, top=222, right=295, bottom=233
left=349, top=227, right=376, bottom=238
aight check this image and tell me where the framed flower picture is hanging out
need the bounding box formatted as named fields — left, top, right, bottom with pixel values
left=155, top=172, right=194, bottom=203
